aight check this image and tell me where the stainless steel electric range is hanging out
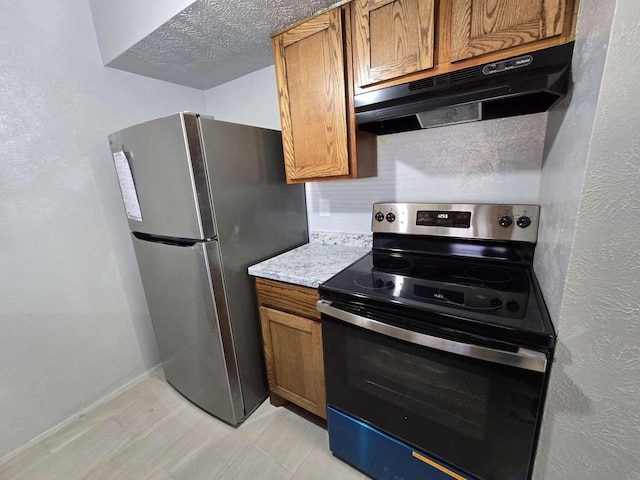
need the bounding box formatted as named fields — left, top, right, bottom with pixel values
left=318, top=203, right=555, bottom=480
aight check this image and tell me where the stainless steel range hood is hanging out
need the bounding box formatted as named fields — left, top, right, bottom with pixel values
left=355, top=43, right=574, bottom=135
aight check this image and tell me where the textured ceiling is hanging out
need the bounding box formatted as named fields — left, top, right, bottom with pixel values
left=107, top=0, right=337, bottom=90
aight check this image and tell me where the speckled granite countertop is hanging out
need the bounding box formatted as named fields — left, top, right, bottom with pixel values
left=248, top=234, right=371, bottom=288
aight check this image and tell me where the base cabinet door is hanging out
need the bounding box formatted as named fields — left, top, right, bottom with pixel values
left=259, top=306, right=327, bottom=419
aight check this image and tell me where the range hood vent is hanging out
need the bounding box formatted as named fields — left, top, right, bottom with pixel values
left=355, top=43, right=574, bottom=135
left=409, top=77, right=435, bottom=91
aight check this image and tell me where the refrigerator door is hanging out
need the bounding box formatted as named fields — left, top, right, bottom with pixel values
left=132, top=234, right=243, bottom=424
left=109, top=113, right=214, bottom=239
left=200, top=118, right=306, bottom=413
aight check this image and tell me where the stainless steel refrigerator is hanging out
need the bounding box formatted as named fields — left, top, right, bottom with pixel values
left=108, top=112, right=308, bottom=425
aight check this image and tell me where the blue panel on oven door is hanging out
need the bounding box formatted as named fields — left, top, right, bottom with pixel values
left=328, top=406, right=475, bottom=480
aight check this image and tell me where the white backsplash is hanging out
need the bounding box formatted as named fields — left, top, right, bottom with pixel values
left=306, top=113, right=548, bottom=233
left=309, top=231, right=372, bottom=248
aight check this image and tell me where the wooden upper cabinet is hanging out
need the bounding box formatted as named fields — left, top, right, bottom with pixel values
left=272, top=9, right=356, bottom=183
left=450, top=0, right=568, bottom=62
left=353, top=0, right=435, bottom=88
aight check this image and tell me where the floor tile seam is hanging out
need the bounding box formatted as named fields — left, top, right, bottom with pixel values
left=289, top=440, right=329, bottom=477
left=143, top=412, right=228, bottom=475
left=108, top=381, right=179, bottom=425
left=251, top=409, right=323, bottom=473
left=209, top=443, right=253, bottom=480
left=136, top=468, right=176, bottom=480
left=218, top=444, right=294, bottom=480
left=19, top=422, right=133, bottom=480
left=97, top=404, right=197, bottom=478
left=251, top=440, right=315, bottom=476
left=113, top=396, right=190, bottom=441
left=44, top=394, right=142, bottom=455
left=0, top=368, right=161, bottom=466
left=111, top=394, right=166, bottom=428
left=173, top=426, right=254, bottom=479
left=73, top=433, right=134, bottom=480
left=130, top=463, right=176, bottom=480
left=3, top=451, right=50, bottom=480
left=161, top=469, right=177, bottom=480
left=81, top=423, right=177, bottom=480
left=0, top=443, right=53, bottom=480
left=121, top=439, right=187, bottom=480
left=241, top=408, right=281, bottom=443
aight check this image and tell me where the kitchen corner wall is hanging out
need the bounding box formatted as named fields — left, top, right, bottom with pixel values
left=204, top=66, right=282, bottom=131
left=533, top=0, right=640, bottom=477
left=0, top=0, right=206, bottom=459
left=204, top=68, right=548, bottom=234
left=89, top=0, right=196, bottom=64
left=533, top=0, right=617, bottom=325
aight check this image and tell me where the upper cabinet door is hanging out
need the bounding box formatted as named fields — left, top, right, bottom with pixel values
left=450, top=0, right=567, bottom=62
left=353, top=0, right=435, bottom=88
left=273, top=9, right=350, bottom=183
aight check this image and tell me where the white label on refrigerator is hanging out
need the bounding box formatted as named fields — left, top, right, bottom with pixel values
left=112, top=151, right=143, bottom=221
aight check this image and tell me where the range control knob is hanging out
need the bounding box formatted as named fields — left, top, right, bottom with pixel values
left=386, top=213, right=396, bottom=223
left=517, top=216, right=532, bottom=228
left=375, top=212, right=385, bottom=222
left=499, top=216, right=513, bottom=228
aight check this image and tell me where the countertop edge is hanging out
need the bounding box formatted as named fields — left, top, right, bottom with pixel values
left=248, top=243, right=370, bottom=289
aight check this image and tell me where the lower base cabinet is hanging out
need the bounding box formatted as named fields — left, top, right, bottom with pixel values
left=255, top=278, right=326, bottom=419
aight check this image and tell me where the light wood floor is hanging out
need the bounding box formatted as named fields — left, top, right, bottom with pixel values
left=0, top=373, right=366, bottom=480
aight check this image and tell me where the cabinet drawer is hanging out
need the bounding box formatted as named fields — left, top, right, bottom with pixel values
left=255, top=277, right=320, bottom=321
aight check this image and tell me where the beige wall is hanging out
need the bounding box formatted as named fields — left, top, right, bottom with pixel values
left=89, top=0, right=197, bottom=64
left=0, top=0, right=206, bottom=459
left=534, top=0, right=640, bottom=477
left=534, top=0, right=617, bottom=325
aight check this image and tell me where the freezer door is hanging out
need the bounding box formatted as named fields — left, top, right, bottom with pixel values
left=132, top=234, right=243, bottom=424
left=109, top=113, right=214, bottom=239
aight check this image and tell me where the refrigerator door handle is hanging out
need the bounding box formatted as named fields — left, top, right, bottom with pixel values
left=131, top=232, right=197, bottom=247
left=132, top=232, right=217, bottom=247
left=202, top=240, right=245, bottom=421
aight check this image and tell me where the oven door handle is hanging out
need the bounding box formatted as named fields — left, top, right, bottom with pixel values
left=317, top=300, right=548, bottom=373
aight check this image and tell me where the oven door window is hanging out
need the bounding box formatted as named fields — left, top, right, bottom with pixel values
left=323, top=316, right=546, bottom=480
left=348, top=336, right=490, bottom=441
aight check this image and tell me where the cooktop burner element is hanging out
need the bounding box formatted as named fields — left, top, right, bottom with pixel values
left=372, top=255, right=414, bottom=271
left=436, top=283, right=505, bottom=310
left=332, top=252, right=530, bottom=321
left=354, top=273, right=396, bottom=290
left=465, top=266, right=513, bottom=283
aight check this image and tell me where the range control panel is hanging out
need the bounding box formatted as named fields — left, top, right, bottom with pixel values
left=372, top=203, right=540, bottom=243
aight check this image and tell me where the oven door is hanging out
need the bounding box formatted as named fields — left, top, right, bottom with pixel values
left=318, top=300, right=549, bottom=480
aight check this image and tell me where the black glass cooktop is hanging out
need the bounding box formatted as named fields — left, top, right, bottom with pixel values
left=319, top=251, right=555, bottom=348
